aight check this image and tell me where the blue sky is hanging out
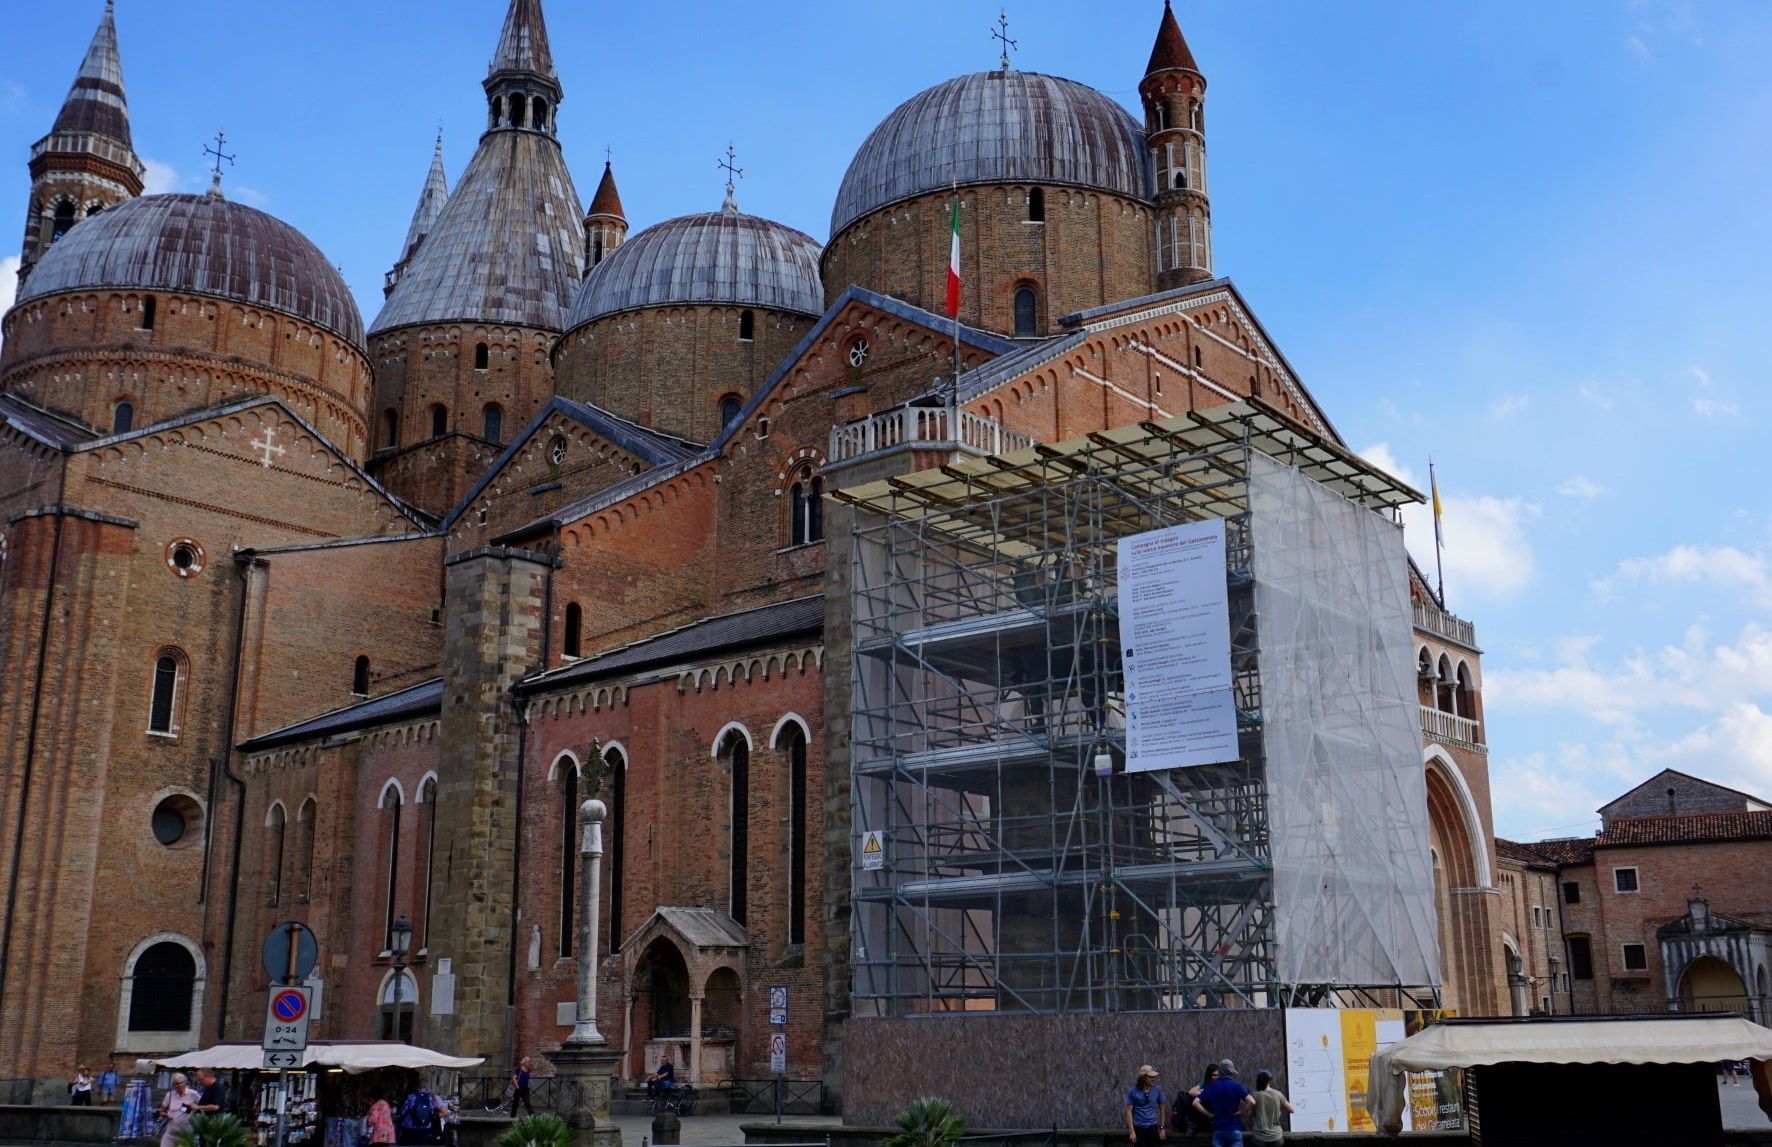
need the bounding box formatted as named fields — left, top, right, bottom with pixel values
left=3, top=1, right=1769, bottom=841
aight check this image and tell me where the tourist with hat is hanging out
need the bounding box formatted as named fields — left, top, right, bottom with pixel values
left=1192, top=1059, right=1254, bottom=1147
left=1124, top=1064, right=1169, bottom=1147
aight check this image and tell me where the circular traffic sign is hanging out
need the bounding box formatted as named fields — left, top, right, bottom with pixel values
left=261, top=921, right=318, bottom=984
left=271, top=988, right=307, bottom=1023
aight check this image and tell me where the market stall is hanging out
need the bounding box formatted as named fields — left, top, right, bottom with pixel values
left=1368, top=1013, right=1772, bottom=1145
left=156, top=1043, right=484, bottom=1147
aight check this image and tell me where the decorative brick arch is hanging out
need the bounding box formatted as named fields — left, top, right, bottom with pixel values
left=1425, top=745, right=1500, bottom=1016
left=770, top=712, right=811, bottom=750
left=709, top=722, right=753, bottom=758
left=115, top=931, right=207, bottom=1054
left=548, top=749, right=581, bottom=781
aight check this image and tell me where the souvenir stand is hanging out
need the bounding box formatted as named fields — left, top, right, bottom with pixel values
left=159, top=1043, right=484, bottom=1147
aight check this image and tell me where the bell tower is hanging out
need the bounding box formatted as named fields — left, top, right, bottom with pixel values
left=584, top=160, right=627, bottom=269
left=1141, top=1, right=1212, bottom=289
left=483, top=0, right=563, bottom=136
left=18, top=0, right=144, bottom=282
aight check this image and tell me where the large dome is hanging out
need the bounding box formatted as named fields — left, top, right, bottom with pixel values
left=830, top=71, right=1150, bottom=239
left=567, top=209, right=823, bottom=330
left=16, top=193, right=364, bottom=348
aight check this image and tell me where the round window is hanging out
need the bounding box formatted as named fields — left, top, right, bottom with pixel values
left=549, top=436, right=568, bottom=465
left=847, top=337, right=870, bottom=368
left=151, top=794, right=203, bottom=848
left=165, top=538, right=205, bottom=578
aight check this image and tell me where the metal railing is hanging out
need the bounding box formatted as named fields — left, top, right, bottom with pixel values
left=457, top=1075, right=582, bottom=1115
left=1671, top=993, right=1772, bottom=1020
left=1413, top=599, right=1477, bottom=649
left=1420, top=705, right=1482, bottom=747
left=724, top=1077, right=826, bottom=1116
left=829, top=407, right=1034, bottom=464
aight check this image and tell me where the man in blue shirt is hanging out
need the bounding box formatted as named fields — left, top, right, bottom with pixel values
left=1192, top=1059, right=1254, bottom=1147
left=1123, top=1064, right=1168, bottom=1147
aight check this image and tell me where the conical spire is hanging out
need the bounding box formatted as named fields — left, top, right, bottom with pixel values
left=53, top=0, right=133, bottom=146
left=402, top=131, right=450, bottom=260
left=587, top=161, right=624, bottom=221
left=490, top=0, right=555, bottom=77
left=1146, top=0, right=1200, bottom=76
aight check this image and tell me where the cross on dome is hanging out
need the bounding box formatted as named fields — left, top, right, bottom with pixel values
left=718, top=143, right=744, bottom=213
left=992, top=9, right=1019, bottom=71
left=203, top=130, right=235, bottom=198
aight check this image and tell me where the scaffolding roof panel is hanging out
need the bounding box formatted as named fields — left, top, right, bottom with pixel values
left=833, top=399, right=1423, bottom=522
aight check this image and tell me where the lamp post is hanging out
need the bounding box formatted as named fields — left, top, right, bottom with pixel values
left=1548, top=954, right=1562, bottom=1016
left=569, top=799, right=608, bottom=1045
left=390, top=916, right=413, bottom=1043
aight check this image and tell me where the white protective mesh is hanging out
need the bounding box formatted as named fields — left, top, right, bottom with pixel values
left=1249, top=452, right=1440, bottom=988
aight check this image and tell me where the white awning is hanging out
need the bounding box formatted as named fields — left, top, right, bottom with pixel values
left=157, top=1042, right=484, bottom=1074
left=1368, top=1016, right=1772, bottom=1136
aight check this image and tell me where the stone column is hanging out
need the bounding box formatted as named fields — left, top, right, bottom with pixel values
left=547, top=798, right=620, bottom=1147
left=688, top=995, right=704, bottom=1085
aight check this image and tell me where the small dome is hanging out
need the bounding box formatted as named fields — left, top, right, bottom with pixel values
left=567, top=210, right=823, bottom=330
left=17, top=193, right=364, bottom=348
left=831, top=71, right=1150, bottom=239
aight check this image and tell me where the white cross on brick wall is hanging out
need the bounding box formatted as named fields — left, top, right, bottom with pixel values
left=252, top=426, right=286, bottom=468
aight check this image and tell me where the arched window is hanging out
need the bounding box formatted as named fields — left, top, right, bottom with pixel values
left=788, top=467, right=824, bottom=546
left=1154, top=102, right=1169, bottom=131
left=430, top=404, right=448, bottom=438
left=510, top=94, right=528, bottom=129
left=533, top=99, right=548, bottom=130
left=52, top=200, right=76, bottom=243
left=379, top=969, right=418, bottom=1042
left=719, top=393, right=743, bottom=427
left=1028, top=188, right=1045, bottom=223
left=483, top=403, right=503, bottom=443
left=126, top=941, right=196, bottom=1033
left=474, top=342, right=489, bottom=370
left=295, top=798, right=317, bottom=902
left=606, top=746, right=625, bottom=953
left=722, top=731, right=750, bottom=926
left=380, top=783, right=403, bottom=944
left=149, top=651, right=184, bottom=734
left=559, top=757, right=578, bottom=958
left=1437, top=654, right=1456, bottom=714
left=1013, top=286, right=1038, bottom=337
left=112, top=401, right=134, bottom=435
left=383, top=408, right=399, bottom=449
left=784, top=725, right=809, bottom=945
left=563, top=602, right=583, bottom=658
left=418, top=777, right=437, bottom=947
left=1190, top=101, right=1204, bottom=132
left=490, top=96, right=505, bottom=127
left=738, top=309, right=755, bottom=341
left=140, top=296, right=156, bottom=331
left=353, top=655, right=371, bottom=696
left=265, top=803, right=287, bottom=907
left=1455, top=661, right=1479, bottom=727
left=86, top=203, right=103, bottom=219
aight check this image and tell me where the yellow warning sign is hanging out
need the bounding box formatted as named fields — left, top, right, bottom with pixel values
left=861, top=830, right=885, bottom=870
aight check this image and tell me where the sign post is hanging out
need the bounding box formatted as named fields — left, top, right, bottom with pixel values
left=261, top=924, right=318, bottom=1147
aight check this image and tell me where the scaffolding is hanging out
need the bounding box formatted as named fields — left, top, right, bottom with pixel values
left=838, top=400, right=1441, bottom=1017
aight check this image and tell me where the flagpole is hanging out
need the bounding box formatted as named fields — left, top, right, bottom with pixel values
left=1429, top=458, right=1446, bottom=605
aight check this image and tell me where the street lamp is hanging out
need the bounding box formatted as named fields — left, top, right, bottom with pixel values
left=1548, top=954, right=1563, bottom=1016
left=390, top=916, right=413, bottom=1043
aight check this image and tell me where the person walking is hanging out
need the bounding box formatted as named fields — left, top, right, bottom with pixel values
left=396, top=1084, right=443, bottom=1147
left=1192, top=1059, right=1254, bottom=1147
left=98, top=1065, right=120, bottom=1105
left=1246, top=1070, right=1294, bottom=1145
left=68, top=1066, right=94, bottom=1106
left=193, top=1069, right=228, bottom=1118
left=158, top=1074, right=199, bottom=1147
left=1123, top=1064, right=1168, bottom=1147
left=508, top=1058, right=535, bottom=1119
left=366, top=1098, right=396, bottom=1146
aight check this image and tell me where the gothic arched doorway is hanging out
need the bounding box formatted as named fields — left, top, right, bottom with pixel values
left=634, top=936, right=691, bottom=1074
left=1679, top=955, right=1749, bottom=1015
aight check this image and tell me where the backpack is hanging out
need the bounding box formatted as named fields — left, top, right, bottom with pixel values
left=398, top=1095, right=436, bottom=1132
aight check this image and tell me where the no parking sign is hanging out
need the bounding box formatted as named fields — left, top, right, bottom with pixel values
left=262, top=985, right=312, bottom=1069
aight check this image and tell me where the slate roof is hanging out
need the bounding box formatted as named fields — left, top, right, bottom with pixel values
left=519, top=594, right=823, bottom=694
left=396, top=133, right=450, bottom=271
left=831, top=70, right=1151, bottom=238
left=0, top=394, right=100, bottom=449
left=653, top=907, right=748, bottom=949
left=1599, top=811, right=1772, bottom=848
left=1495, top=838, right=1566, bottom=868
left=48, top=0, right=135, bottom=148
left=238, top=678, right=442, bottom=751
left=1146, top=1, right=1201, bottom=76
left=16, top=193, right=365, bottom=348
left=1509, top=837, right=1597, bottom=866
left=490, top=0, right=554, bottom=78
left=567, top=207, right=823, bottom=329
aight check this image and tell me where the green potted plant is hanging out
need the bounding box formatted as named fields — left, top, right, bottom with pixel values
left=173, top=1113, right=253, bottom=1147
left=494, top=1114, right=575, bottom=1147
left=885, top=1098, right=967, bottom=1147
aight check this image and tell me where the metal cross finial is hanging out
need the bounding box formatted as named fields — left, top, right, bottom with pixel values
left=992, top=9, right=1019, bottom=70
left=203, top=130, right=236, bottom=194
left=718, top=143, right=744, bottom=211
left=605, top=144, right=614, bottom=166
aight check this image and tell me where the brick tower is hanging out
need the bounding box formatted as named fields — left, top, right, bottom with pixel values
left=584, top=160, right=627, bottom=270
left=17, top=0, right=144, bottom=282
left=1141, top=0, right=1213, bottom=289
left=367, top=0, right=584, bottom=516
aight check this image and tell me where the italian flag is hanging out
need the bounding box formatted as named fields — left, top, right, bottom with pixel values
left=945, top=199, right=961, bottom=318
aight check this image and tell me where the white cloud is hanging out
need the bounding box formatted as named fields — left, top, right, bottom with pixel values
left=1489, top=392, right=1530, bottom=419
left=0, top=257, right=17, bottom=350
left=1556, top=476, right=1607, bottom=500
left=1684, top=365, right=1713, bottom=388
left=231, top=186, right=270, bottom=208
left=0, top=81, right=25, bottom=116
left=1359, top=443, right=1537, bottom=599
left=1578, top=384, right=1614, bottom=411
left=1659, top=703, right=1772, bottom=795
left=1600, top=543, right=1771, bottom=604
left=1692, top=396, right=1740, bottom=419
left=1625, top=34, right=1653, bottom=61
left=142, top=158, right=182, bottom=195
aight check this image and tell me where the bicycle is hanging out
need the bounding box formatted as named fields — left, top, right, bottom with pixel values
left=648, top=1084, right=697, bottom=1117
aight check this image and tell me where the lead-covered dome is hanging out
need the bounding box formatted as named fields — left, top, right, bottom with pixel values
left=566, top=208, right=823, bottom=330
left=831, top=71, right=1150, bottom=239
left=16, top=193, right=364, bottom=347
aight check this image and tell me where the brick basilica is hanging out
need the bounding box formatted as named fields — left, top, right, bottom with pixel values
left=0, top=0, right=1506, bottom=1100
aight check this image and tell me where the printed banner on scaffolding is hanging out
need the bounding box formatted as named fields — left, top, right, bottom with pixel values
left=1116, top=517, right=1238, bottom=772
